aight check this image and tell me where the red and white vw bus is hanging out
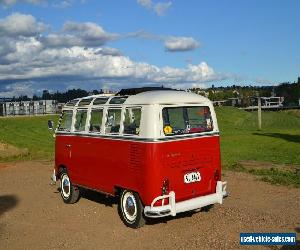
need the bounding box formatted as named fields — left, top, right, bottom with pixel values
left=50, top=90, right=227, bottom=228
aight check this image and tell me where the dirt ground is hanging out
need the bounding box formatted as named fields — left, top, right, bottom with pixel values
left=0, top=161, right=299, bottom=249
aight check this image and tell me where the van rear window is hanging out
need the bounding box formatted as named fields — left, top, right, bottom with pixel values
left=162, top=106, right=213, bottom=136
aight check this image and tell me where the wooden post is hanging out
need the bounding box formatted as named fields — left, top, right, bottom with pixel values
left=258, top=97, right=262, bottom=130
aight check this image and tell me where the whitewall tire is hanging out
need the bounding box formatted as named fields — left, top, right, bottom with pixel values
left=60, top=169, right=80, bottom=204
left=118, top=190, right=145, bottom=228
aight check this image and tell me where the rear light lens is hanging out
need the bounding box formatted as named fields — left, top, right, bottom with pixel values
left=161, top=179, right=169, bottom=195
left=214, top=170, right=220, bottom=181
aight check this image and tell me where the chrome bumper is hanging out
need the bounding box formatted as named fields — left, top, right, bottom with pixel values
left=144, top=181, right=227, bottom=218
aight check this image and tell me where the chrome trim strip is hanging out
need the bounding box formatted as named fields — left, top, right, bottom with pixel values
left=55, top=131, right=220, bottom=143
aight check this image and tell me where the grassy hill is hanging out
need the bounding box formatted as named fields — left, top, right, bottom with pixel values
left=217, top=107, right=300, bottom=166
left=0, top=108, right=299, bottom=186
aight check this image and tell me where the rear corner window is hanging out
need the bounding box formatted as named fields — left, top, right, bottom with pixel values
left=58, top=110, right=73, bottom=132
left=123, top=107, right=141, bottom=135
left=105, top=108, right=121, bottom=134
left=89, top=109, right=103, bottom=133
left=162, top=106, right=213, bottom=136
left=74, top=109, right=88, bottom=132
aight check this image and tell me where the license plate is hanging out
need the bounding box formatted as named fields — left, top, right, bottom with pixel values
left=184, top=171, right=201, bottom=183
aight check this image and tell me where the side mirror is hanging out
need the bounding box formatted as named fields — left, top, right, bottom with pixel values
left=48, top=120, right=54, bottom=131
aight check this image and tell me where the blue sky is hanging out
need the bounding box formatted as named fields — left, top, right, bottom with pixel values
left=0, top=0, right=299, bottom=97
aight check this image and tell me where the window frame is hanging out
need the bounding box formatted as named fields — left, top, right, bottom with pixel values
left=122, top=106, right=142, bottom=136
left=88, top=108, right=104, bottom=134
left=57, top=109, right=74, bottom=133
left=74, top=108, right=89, bottom=133
left=104, top=107, right=122, bottom=135
left=160, top=105, right=214, bottom=137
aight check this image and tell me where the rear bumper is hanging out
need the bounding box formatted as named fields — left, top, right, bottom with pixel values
left=144, top=181, right=227, bottom=218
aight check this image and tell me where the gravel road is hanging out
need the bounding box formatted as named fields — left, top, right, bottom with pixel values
left=0, top=161, right=299, bottom=249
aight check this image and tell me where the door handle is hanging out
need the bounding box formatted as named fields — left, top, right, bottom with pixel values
left=66, top=144, right=72, bottom=148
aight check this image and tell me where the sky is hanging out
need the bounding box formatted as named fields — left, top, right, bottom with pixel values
left=0, top=0, right=299, bottom=97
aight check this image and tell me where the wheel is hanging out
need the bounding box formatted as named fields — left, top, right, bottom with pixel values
left=60, top=169, right=80, bottom=204
left=118, top=190, right=145, bottom=228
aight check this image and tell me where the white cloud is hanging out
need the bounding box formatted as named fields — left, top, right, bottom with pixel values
left=128, top=31, right=200, bottom=52
left=94, top=47, right=122, bottom=57
left=164, top=36, right=199, bottom=52
left=0, top=12, right=47, bottom=37
left=137, top=0, right=172, bottom=16
left=137, top=0, right=152, bottom=9
left=154, top=1, right=172, bottom=16
left=52, top=0, right=73, bottom=8
left=0, top=0, right=45, bottom=7
left=40, top=21, right=118, bottom=48
left=0, top=0, right=74, bottom=7
left=63, top=21, right=118, bottom=42
left=0, top=39, right=223, bottom=87
left=0, top=13, right=227, bottom=96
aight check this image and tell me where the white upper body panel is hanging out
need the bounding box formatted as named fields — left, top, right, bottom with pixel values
left=59, top=90, right=219, bottom=140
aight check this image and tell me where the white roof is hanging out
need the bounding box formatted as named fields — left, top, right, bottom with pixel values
left=65, top=90, right=211, bottom=107
left=125, top=90, right=211, bottom=105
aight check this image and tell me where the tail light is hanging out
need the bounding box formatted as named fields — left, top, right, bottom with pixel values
left=214, top=170, right=220, bottom=181
left=161, top=179, right=169, bottom=195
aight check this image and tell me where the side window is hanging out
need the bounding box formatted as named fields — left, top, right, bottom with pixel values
left=123, top=107, right=141, bottom=135
left=105, top=108, right=121, bottom=134
left=58, top=110, right=73, bottom=132
left=89, top=109, right=103, bottom=133
left=74, top=109, right=87, bottom=132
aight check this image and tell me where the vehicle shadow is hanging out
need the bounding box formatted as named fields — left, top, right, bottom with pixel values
left=0, top=195, right=19, bottom=217
left=146, top=210, right=196, bottom=226
left=79, top=188, right=117, bottom=208
left=57, top=187, right=208, bottom=225
left=253, top=132, right=300, bottom=143
left=146, top=206, right=213, bottom=226
left=0, top=195, right=19, bottom=233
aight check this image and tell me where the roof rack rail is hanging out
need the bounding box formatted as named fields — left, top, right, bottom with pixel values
left=116, top=87, right=174, bottom=96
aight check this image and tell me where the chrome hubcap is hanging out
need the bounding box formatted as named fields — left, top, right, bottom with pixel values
left=61, top=175, right=70, bottom=198
left=122, top=192, right=137, bottom=222
left=125, top=197, right=136, bottom=217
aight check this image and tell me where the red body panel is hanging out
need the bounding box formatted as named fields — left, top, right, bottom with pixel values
left=55, top=134, right=221, bottom=206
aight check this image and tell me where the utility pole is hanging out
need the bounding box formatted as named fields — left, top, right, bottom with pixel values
left=257, top=96, right=262, bottom=130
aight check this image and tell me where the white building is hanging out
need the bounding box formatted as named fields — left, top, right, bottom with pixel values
left=0, top=100, right=58, bottom=116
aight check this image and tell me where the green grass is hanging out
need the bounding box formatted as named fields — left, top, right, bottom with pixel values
left=216, top=107, right=300, bottom=187
left=216, top=107, right=300, bottom=166
left=0, top=108, right=299, bottom=187
left=0, top=115, right=59, bottom=161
